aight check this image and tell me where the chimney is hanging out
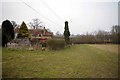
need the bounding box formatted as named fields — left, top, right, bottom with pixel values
left=43, top=27, right=46, bottom=35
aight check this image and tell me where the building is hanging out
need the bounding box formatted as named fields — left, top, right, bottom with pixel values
left=14, top=27, right=53, bottom=43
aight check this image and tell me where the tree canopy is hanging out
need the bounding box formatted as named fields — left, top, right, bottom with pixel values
left=29, top=18, right=43, bottom=29
left=2, top=20, right=14, bottom=47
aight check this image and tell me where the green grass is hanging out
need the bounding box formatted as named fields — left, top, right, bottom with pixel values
left=2, top=44, right=118, bottom=78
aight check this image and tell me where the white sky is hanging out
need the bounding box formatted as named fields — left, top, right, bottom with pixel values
left=0, top=0, right=119, bottom=35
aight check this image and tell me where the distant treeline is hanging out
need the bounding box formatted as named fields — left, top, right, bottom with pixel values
left=54, top=25, right=120, bottom=44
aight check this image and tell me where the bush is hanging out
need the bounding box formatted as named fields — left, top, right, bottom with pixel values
left=41, top=42, right=47, bottom=47
left=31, top=38, right=40, bottom=46
left=47, top=39, right=65, bottom=50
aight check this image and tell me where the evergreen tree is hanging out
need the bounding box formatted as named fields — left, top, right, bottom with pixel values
left=2, top=20, right=14, bottom=47
left=17, top=21, right=30, bottom=39
left=64, top=21, right=70, bottom=44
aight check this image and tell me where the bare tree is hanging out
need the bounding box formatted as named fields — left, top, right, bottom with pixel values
left=11, top=21, right=17, bottom=28
left=111, top=25, right=120, bottom=43
left=29, top=18, right=43, bottom=29
left=111, top=25, right=120, bottom=34
left=55, top=31, right=61, bottom=36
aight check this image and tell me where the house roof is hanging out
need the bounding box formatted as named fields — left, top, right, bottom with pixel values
left=14, top=27, right=53, bottom=36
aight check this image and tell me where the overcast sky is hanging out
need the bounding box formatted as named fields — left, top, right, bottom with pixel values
left=1, top=0, right=119, bottom=35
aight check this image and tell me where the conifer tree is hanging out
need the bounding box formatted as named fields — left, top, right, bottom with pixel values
left=2, top=20, right=14, bottom=47
left=64, top=21, right=70, bottom=44
left=17, top=21, right=30, bottom=39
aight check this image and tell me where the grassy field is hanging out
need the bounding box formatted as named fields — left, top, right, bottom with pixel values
left=2, top=44, right=118, bottom=78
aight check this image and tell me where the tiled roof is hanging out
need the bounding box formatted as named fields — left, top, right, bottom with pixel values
left=14, top=27, right=53, bottom=36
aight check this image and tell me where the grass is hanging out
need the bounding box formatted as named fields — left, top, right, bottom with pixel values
left=2, top=44, right=118, bottom=78
left=89, top=44, right=118, bottom=53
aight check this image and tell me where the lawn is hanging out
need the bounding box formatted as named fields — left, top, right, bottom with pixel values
left=2, top=44, right=118, bottom=78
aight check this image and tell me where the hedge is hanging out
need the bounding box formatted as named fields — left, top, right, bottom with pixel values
left=47, top=39, right=65, bottom=50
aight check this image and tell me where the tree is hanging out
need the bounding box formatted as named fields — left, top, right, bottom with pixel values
left=2, top=20, right=14, bottom=47
left=111, top=25, right=120, bottom=43
left=64, top=21, right=70, bottom=44
left=29, top=18, right=43, bottom=29
left=11, top=21, right=17, bottom=28
left=95, top=30, right=105, bottom=42
left=17, top=21, right=30, bottom=39
left=55, top=31, right=62, bottom=36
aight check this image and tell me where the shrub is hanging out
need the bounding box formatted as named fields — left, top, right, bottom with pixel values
left=31, top=38, right=40, bottom=46
left=47, top=39, right=65, bottom=50
left=41, top=42, right=47, bottom=47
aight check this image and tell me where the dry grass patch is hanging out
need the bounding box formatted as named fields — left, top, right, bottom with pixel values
left=89, top=44, right=118, bottom=54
